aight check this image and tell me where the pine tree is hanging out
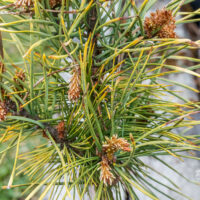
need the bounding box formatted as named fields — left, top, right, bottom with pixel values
left=0, top=0, right=200, bottom=199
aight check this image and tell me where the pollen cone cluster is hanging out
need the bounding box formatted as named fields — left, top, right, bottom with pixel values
left=99, top=157, right=115, bottom=186
left=15, top=0, right=61, bottom=8
left=15, top=0, right=33, bottom=7
left=56, top=121, right=65, bottom=140
left=99, top=135, right=131, bottom=185
left=0, top=101, right=7, bottom=121
left=144, top=8, right=176, bottom=38
left=49, top=0, right=62, bottom=8
left=103, top=135, right=131, bottom=162
left=68, top=68, right=81, bottom=102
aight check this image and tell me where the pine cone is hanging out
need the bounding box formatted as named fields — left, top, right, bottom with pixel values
left=0, top=101, right=7, bottom=121
left=68, top=68, right=81, bottom=102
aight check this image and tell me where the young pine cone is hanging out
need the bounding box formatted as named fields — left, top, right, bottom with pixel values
left=0, top=101, right=7, bottom=121
left=144, top=8, right=176, bottom=38
left=68, top=68, right=81, bottom=102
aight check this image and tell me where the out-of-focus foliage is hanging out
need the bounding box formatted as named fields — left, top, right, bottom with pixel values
left=0, top=146, right=27, bottom=200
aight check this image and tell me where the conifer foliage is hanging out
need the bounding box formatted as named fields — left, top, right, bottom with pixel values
left=0, top=0, right=200, bottom=199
